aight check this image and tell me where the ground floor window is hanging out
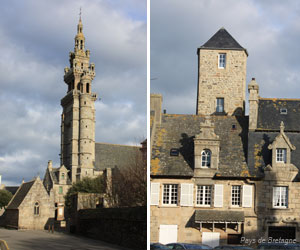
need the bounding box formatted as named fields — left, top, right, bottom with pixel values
left=268, top=226, right=295, bottom=240
left=227, top=234, right=242, bottom=244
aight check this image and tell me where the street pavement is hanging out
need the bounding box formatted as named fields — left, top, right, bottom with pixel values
left=0, top=228, right=132, bottom=250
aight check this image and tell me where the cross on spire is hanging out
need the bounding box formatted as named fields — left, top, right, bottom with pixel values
left=79, top=7, right=82, bottom=21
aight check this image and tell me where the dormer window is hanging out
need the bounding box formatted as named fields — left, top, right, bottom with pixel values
left=218, top=53, right=226, bottom=68
left=280, top=108, right=287, bottom=115
left=216, top=98, right=224, bottom=113
left=61, top=173, right=65, bottom=180
left=276, top=148, right=287, bottom=163
left=201, top=149, right=211, bottom=167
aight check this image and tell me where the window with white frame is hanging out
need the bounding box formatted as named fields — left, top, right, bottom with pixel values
left=273, top=186, right=288, bottom=208
left=163, top=184, right=178, bottom=205
left=201, top=149, right=211, bottom=167
left=276, top=148, right=287, bottom=163
left=216, top=98, right=224, bottom=113
left=196, top=185, right=211, bottom=206
left=231, top=185, right=241, bottom=206
left=219, top=53, right=226, bottom=68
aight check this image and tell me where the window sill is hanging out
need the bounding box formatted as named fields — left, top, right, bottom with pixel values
left=230, top=206, right=242, bottom=209
left=271, top=207, right=289, bottom=210
left=160, top=205, right=179, bottom=208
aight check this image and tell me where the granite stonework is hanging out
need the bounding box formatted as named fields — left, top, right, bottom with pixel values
left=151, top=28, right=300, bottom=246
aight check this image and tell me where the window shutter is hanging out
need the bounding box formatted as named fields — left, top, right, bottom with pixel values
left=180, top=183, right=194, bottom=206
left=150, top=182, right=160, bottom=206
left=214, top=184, right=223, bottom=207
left=242, top=185, right=252, bottom=208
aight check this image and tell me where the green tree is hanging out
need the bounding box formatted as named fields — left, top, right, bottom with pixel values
left=0, top=189, right=13, bottom=208
left=64, top=176, right=106, bottom=213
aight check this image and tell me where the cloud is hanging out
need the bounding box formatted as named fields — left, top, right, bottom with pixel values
left=0, top=0, right=146, bottom=186
left=151, top=0, right=300, bottom=118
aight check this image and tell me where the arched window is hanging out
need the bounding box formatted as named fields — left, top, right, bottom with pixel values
left=201, top=149, right=211, bottom=167
left=34, top=202, right=39, bottom=215
left=86, top=83, right=90, bottom=93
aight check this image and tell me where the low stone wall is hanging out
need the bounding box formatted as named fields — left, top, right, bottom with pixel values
left=77, top=206, right=146, bottom=250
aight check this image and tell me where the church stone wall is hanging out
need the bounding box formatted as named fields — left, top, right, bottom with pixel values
left=197, top=49, right=247, bottom=116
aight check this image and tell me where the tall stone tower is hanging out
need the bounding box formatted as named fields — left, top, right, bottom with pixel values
left=196, top=28, right=248, bottom=116
left=61, top=17, right=97, bottom=182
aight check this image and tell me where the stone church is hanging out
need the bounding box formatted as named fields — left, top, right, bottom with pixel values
left=150, top=28, right=300, bottom=247
left=2, top=17, right=143, bottom=230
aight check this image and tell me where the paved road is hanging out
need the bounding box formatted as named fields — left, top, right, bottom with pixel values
left=0, top=228, right=131, bottom=250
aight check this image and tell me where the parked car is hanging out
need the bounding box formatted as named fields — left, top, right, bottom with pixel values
left=257, top=243, right=300, bottom=249
left=150, top=243, right=171, bottom=249
left=214, top=246, right=253, bottom=249
left=167, top=243, right=213, bottom=249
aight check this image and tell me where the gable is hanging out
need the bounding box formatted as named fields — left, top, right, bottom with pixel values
left=248, top=131, right=300, bottom=173
left=19, top=179, right=51, bottom=209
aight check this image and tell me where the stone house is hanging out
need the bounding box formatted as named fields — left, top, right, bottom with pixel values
left=150, top=28, right=300, bottom=247
left=4, top=176, right=55, bottom=230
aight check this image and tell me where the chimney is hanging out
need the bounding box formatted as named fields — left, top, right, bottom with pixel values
left=248, top=78, right=259, bottom=131
left=150, top=94, right=163, bottom=125
left=48, top=160, right=53, bottom=170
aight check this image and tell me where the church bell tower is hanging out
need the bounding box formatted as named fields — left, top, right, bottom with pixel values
left=61, top=17, right=97, bottom=182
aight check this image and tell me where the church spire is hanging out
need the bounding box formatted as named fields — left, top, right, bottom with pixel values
left=75, top=9, right=85, bottom=52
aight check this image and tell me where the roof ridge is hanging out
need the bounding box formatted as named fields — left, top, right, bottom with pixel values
left=95, top=142, right=141, bottom=148
left=260, top=98, right=300, bottom=101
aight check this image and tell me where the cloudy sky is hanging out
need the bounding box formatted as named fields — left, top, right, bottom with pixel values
left=151, top=0, right=300, bottom=114
left=0, top=0, right=146, bottom=186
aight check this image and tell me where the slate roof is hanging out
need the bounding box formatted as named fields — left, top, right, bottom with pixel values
left=5, top=186, right=19, bottom=195
left=95, top=143, right=141, bottom=171
left=151, top=114, right=253, bottom=177
left=248, top=131, right=300, bottom=174
left=199, top=28, right=247, bottom=55
left=6, top=180, right=35, bottom=209
left=257, top=98, right=300, bottom=131
left=195, top=210, right=244, bottom=222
